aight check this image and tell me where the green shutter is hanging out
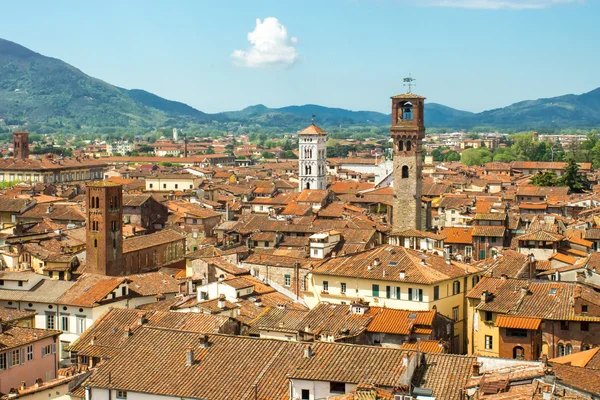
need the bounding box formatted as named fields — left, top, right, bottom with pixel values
left=408, top=288, right=413, bottom=301
left=372, top=284, right=379, bottom=297
left=386, top=286, right=391, bottom=299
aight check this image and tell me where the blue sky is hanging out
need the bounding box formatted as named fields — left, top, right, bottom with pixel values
left=0, top=0, right=598, bottom=114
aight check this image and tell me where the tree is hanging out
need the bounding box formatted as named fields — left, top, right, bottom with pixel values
left=530, top=171, right=558, bottom=187
left=432, top=148, right=446, bottom=162
left=280, top=150, right=297, bottom=159
left=137, top=145, right=154, bottom=154
left=444, top=151, right=461, bottom=162
left=465, top=132, right=481, bottom=139
left=262, top=151, right=276, bottom=159
left=460, top=148, right=492, bottom=166
left=206, top=146, right=215, bottom=154
left=558, top=157, right=590, bottom=193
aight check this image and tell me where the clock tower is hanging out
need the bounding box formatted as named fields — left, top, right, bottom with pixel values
left=390, top=90, right=425, bottom=232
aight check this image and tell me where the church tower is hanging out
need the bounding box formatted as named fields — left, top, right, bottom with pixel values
left=86, top=182, right=124, bottom=276
left=298, top=122, right=327, bottom=191
left=13, top=131, right=29, bottom=160
left=390, top=91, right=425, bottom=231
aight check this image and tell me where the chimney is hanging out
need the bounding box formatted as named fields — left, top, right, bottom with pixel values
left=20, top=381, right=26, bottom=391
left=199, top=334, right=210, bottom=348
left=123, top=327, right=132, bottom=338
left=402, top=354, right=410, bottom=367
left=218, top=294, right=226, bottom=309
left=137, top=313, right=147, bottom=325
left=303, top=344, right=314, bottom=358
left=501, top=274, right=507, bottom=280
left=373, top=258, right=380, bottom=267
left=90, top=336, right=96, bottom=346
left=472, top=362, right=481, bottom=376
left=520, top=287, right=529, bottom=297
left=480, top=290, right=488, bottom=304
left=254, top=299, right=262, bottom=307
left=400, top=271, right=406, bottom=279
left=185, top=347, right=194, bottom=366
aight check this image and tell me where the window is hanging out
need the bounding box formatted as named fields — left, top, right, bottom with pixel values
left=10, top=349, right=22, bottom=367
left=46, top=313, right=55, bottom=329
left=341, top=282, right=347, bottom=293
left=0, top=353, right=5, bottom=370
left=485, top=335, right=493, bottom=350
left=323, top=281, right=329, bottom=292
left=372, top=284, right=379, bottom=297
left=472, top=276, right=480, bottom=287
left=284, top=274, right=291, bottom=287
left=507, top=329, right=527, bottom=338
left=452, top=306, right=459, bottom=322
left=27, top=345, right=33, bottom=361
left=175, top=184, right=178, bottom=189
left=466, top=246, right=473, bottom=257
left=582, top=305, right=588, bottom=313
left=163, top=184, right=167, bottom=189
left=301, top=276, right=307, bottom=292
left=301, top=389, right=310, bottom=400
left=452, top=280, right=461, bottom=295
left=76, top=317, right=86, bottom=334
left=386, top=285, right=391, bottom=299
left=42, top=344, right=56, bottom=357
left=149, top=183, right=153, bottom=189
left=61, top=315, right=69, bottom=331
left=330, top=382, right=345, bottom=394
left=558, top=344, right=565, bottom=357
left=560, top=321, right=569, bottom=330
left=565, top=343, right=573, bottom=355
left=408, top=288, right=412, bottom=301
left=406, top=140, right=412, bottom=151
left=401, top=165, right=409, bottom=179
left=581, top=321, right=589, bottom=331
left=485, top=311, right=493, bottom=322
left=513, top=346, right=525, bottom=360
left=116, top=391, right=128, bottom=399
left=434, top=286, right=439, bottom=301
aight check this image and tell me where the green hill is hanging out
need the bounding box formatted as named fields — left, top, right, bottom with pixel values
left=1, top=37, right=599, bottom=133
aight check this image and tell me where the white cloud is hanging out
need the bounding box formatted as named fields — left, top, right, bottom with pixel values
left=425, top=0, right=582, bottom=9
left=232, top=17, right=299, bottom=68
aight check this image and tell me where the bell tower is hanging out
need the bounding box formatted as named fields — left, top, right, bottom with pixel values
left=390, top=88, right=425, bottom=232
left=13, top=131, right=29, bottom=160
left=86, top=182, right=124, bottom=276
left=298, top=119, right=327, bottom=191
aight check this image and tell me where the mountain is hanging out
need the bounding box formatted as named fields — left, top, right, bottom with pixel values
left=0, top=37, right=599, bottom=133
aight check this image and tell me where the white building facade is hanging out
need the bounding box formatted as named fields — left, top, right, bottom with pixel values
left=298, top=124, right=327, bottom=191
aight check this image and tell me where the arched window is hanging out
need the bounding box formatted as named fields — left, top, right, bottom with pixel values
left=110, top=197, right=114, bottom=208
left=402, top=102, right=413, bottom=121
left=406, top=140, right=412, bottom=151
left=565, top=343, right=573, bottom=355
left=513, top=346, right=525, bottom=360
left=557, top=344, right=565, bottom=357
left=306, top=182, right=310, bottom=190
left=94, top=239, right=97, bottom=248
left=582, top=344, right=591, bottom=351
left=95, top=197, right=100, bottom=209
left=453, top=280, right=461, bottom=295
left=398, top=141, right=404, bottom=151
left=402, top=166, right=409, bottom=179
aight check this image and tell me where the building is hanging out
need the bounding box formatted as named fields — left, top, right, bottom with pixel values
left=106, top=141, right=135, bottom=156
left=298, top=123, right=327, bottom=191
left=390, top=91, right=425, bottom=232
left=145, top=173, right=202, bottom=192
left=305, top=245, right=484, bottom=353
left=0, top=322, right=61, bottom=394
left=13, top=130, right=29, bottom=160
left=86, top=182, right=123, bottom=276
left=466, top=277, right=600, bottom=360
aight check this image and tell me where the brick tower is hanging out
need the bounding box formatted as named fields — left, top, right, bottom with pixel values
left=390, top=92, right=425, bottom=231
left=298, top=122, right=327, bottom=191
left=86, top=182, right=123, bottom=276
left=13, top=131, right=29, bottom=160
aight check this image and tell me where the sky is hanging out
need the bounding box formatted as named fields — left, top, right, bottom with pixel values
left=0, top=0, right=599, bottom=114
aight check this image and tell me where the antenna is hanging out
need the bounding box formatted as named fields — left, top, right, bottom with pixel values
left=403, top=74, right=416, bottom=93
left=311, top=114, right=316, bottom=124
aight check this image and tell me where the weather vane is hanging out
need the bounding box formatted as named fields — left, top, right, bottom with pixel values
left=312, top=114, right=315, bottom=124
left=403, top=74, right=416, bottom=93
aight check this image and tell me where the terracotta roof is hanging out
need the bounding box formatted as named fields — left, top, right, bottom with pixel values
left=474, top=213, right=507, bottom=221
left=549, top=363, right=600, bottom=395
left=0, top=324, right=61, bottom=351
left=67, top=308, right=235, bottom=359
left=411, top=353, right=476, bottom=400
left=83, top=329, right=413, bottom=399
left=495, top=315, right=541, bottom=330
left=400, top=340, right=445, bottom=354
left=57, top=274, right=128, bottom=307
left=367, top=308, right=436, bottom=335
left=298, top=123, right=327, bottom=135
left=515, top=230, right=564, bottom=242
left=549, top=347, right=600, bottom=368
left=549, top=252, right=577, bottom=265
left=313, top=245, right=482, bottom=284
left=391, top=92, right=426, bottom=99
left=0, top=307, right=36, bottom=323
left=123, top=229, right=185, bottom=253
left=472, top=226, right=506, bottom=237
left=440, top=227, right=473, bottom=244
